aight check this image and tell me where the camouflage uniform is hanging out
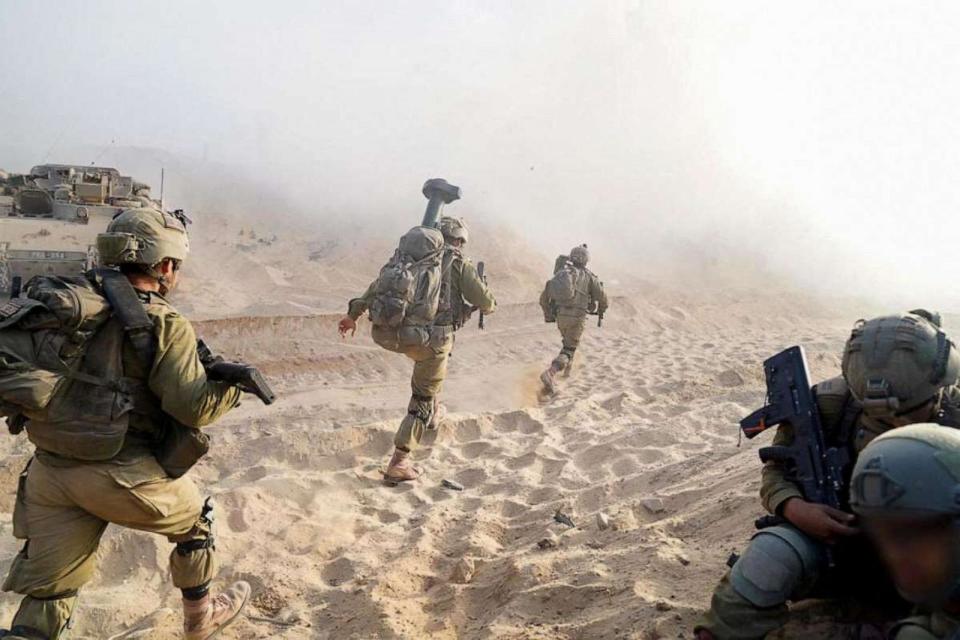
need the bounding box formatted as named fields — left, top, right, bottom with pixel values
left=699, top=380, right=960, bottom=639
left=348, top=246, right=495, bottom=452
left=545, top=278, right=607, bottom=372
left=697, top=312, right=960, bottom=640
left=1, top=208, right=249, bottom=639
left=540, top=246, right=607, bottom=379
left=1, top=291, right=241, bottom=639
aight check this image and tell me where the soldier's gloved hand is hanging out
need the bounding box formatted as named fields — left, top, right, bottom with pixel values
left=782, top=498, right=859, bottom=543
left=338, top=316, right=357, bottom=338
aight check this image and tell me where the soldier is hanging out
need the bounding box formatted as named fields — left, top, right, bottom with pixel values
left=539, top=244, right=607, bottom=394
left=848, top=424, right=960, bottom=639
left=338, top=216, right=496, bottom=482
left=695, top=311, right=960, bottom=640
left=1, top=209, right=250, bottom=639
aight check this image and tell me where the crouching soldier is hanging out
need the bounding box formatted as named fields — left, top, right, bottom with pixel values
left=0, top=208, right=250, bottom=639
left=850, top=424, right=960, bottom=639
left=695, top=311, right=960, bottom=639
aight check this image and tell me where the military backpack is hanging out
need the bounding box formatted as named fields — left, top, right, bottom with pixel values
left=368, top=226, right=448, bottom=351
left=545, top=260, right=590, bottom=311
left=0, top=273, right=137, bottom=460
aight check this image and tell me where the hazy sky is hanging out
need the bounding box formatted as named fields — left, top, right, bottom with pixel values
left=2, top=1, right=959, bottom=308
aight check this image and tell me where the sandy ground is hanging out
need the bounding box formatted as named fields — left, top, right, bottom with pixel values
left=0, top=212, right=931, bottom=639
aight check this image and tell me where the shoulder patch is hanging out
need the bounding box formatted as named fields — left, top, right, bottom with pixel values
left=815, top=375, right=854, bottom=434
left=814, top=376, right=848, bottom=399
left=0, top=299, right=26, bottom=319
left=0, top=298, right=43, bottom=329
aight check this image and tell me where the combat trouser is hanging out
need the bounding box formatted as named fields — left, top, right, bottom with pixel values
left=695, top=524, right=906, bottom=640
left=552, top=314, right=586, bottom=372
left=392, top=326, right=455, bottom=452
left=2, top=456, right=217, bottom=639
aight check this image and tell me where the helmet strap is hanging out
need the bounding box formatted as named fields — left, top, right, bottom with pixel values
left=145, top=263, right=169, bottom=296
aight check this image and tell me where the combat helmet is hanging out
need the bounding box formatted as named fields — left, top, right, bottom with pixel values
left=850, top=423, right=960, bottom=518
left=850, top=424, right=960, bottom=604
left=841, top=311, right=960, bottom=419
left=570, top=244, right=589, bottom=267
left=96, top=208, right=190, bottom=268
left=439, top=216, right=469, bottom=245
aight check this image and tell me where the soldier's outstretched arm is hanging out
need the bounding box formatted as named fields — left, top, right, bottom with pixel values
left=346, top=280, right=377, bottom=321
left=148, top=312, right=242, bottom=428
left=340, top=280, right=377, bottom=337
left=461, top=261, right=496, bottom=314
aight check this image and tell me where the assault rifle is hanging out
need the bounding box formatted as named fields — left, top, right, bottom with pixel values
left=477, top=261, right=487, bottom=330
left=597, top=280, right=605, bottom=327
left=197, top=340, right=276, bottom=405
left=740, top=346, right=850, bottom=533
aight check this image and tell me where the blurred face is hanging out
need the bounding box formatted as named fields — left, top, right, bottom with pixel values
left=865, top=514, right=960, bottom=604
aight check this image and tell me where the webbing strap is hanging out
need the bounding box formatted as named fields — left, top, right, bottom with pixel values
left=176, top=538, right=215, bottom=556
left=95, top=269, right=156, bottom=368
left=438, top=250, right=457, bottom=318
left=7, top=625, right=50, bottom=639
left=63, top=368, right=122, bottom=390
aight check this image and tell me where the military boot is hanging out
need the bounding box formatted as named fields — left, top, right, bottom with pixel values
left=384, top=448, right=420, bottom=482
left=183, top=581, right=251, bottom=640
left=541, top=364, right=561, bottom=394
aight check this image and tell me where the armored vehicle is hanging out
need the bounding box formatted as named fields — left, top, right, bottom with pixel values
left=0, top=164, right=163, bottom=296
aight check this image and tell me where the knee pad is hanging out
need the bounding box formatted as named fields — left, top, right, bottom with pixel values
left=729, top=525, right=824, bottom=607
left=176, top=498, right=215, bottom=557
left=171, top=499, right=218, bottom=590
left=407, top=394, right=433, bottom=422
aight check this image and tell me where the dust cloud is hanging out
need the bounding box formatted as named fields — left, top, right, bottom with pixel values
left=2, top=1, right=959, bottom=310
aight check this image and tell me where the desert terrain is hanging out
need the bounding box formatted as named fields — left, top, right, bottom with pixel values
left=0, top=209, right=930, bottom=639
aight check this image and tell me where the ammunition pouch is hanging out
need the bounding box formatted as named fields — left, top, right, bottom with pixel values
left=730, top=525, right=824, bottom=607
left=155, top=422, right=210, bottom=479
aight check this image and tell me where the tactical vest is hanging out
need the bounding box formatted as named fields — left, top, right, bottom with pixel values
left=434, top=248, right=468, bottom=328
left=0, top=271, right=161, bottom=461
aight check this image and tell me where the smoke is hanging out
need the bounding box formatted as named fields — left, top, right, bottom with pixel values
left=2, top=1, right=959, bottom=310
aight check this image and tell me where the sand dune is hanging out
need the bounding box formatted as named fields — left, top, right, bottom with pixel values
left=0, top=265, right=876, bottom=639
left=2, top=203, right=932, bottom=638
